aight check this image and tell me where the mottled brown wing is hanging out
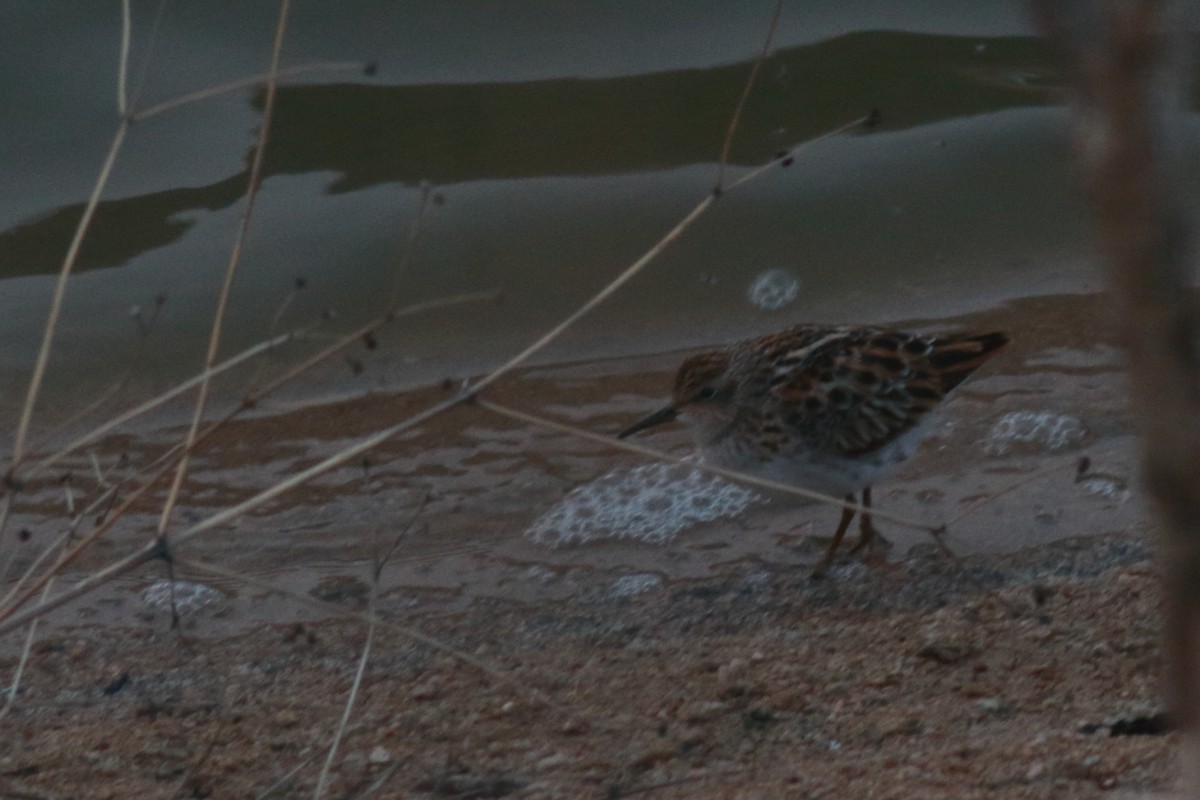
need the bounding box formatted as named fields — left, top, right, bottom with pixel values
left=760, top=327, right=1008, bottom=456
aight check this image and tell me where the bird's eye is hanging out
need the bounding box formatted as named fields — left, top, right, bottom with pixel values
left=695, top=387, right=717, bottom=401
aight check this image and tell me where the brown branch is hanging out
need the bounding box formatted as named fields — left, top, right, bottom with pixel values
left=1030, top=0, right=1200, bottom=778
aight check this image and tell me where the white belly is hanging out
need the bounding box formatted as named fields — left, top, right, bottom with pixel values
left=697, top=425, right=925, bottom=500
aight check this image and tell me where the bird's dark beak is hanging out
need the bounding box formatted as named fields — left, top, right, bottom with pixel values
left=618, top=405, right=678, bottom=439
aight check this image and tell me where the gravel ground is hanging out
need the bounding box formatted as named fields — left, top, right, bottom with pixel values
left=0, top=532, right=1178, bottom=799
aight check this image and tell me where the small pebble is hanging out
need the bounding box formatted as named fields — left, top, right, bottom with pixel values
left=274, top=710, right=299, bottom=727
left=535, top=752, right=571, bottom=770
left=717, top=658, right=748, bottom=684
left=411, top=677, right=442, bottom=701
left=916, top=641, right=978, bottom=664
left=978, top=697, right=1004, bottom=713
left=561, top=718, right=590, bottom=736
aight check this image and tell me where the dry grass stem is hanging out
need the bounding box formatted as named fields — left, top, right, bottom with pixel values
left=255, top=757, right=316, bottom=800
left=0, top=292, right=493, bottom=629
left=117, top=0, right=131, bottom=116
left=0, top=545, right=152, bottom=633
left=0, top=527, right=73, bottom=616
left=373, top=494, right=427, bottom=579
left=388, top=182, right=435, bottom=311
left=245, top=290, right=498, bottom=406
left=169, top=396, right=461, bottom=552
left=725, top=114, right=871, bottom=194
left=131, top=61, right=369, bottom=123
left=361, top=763, right=402, bottom=797
left=9, top=121, right=129, bottom=469
left=0, top=473, right=123, bottom=613
left=714, top=0, right=784, bottom=191
left=468, top=196, right=714, bottom=397
left=461, top=115, right=870, bottom=401
left=174, top=557, right=492, bottom=674
left=313, top=591, right=375, bottom=799
left=474, top=397, right=942, bottom=535
left=155, top=0, right=292, bottom=540
left=947, top=456, right=1084, bottom=528
left=26, top=331, right=293, bottom=479
left=173, top=555, right=618, bottom=731
left=312, top=485, right=414, bottom=798
left=0, top=577, right=54, bottom=721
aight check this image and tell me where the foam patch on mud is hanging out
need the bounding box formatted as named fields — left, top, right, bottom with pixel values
left=1078, top=474, right=1132, bottom=504
left=141, top=580, right=225, bottom=615
left=528, top=462, right=761, bottom=546
left=984, top=411, right=1087, bottom=455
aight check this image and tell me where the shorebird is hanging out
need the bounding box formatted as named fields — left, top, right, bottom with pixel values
left=620, top=324, right=1009, bottom=574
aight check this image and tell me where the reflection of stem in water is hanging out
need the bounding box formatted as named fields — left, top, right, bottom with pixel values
left=247, top=280, right=309, bottom=393
left=715, top=0, right=784, bottom=192
left=388, top=181, right=437, bottom=313
left=25, top=294, right=167, bottom=464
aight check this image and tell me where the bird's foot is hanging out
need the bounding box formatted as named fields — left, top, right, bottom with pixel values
left=848, top=532, right=892, bottom=556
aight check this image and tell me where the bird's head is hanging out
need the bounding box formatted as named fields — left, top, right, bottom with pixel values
left=619, top=351, right=736, bottom=442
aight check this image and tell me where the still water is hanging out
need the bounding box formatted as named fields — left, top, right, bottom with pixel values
left=0, top=3, right=1163, bottom=635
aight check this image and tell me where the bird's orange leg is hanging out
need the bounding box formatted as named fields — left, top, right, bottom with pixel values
left=813, top=494, right=856, bottom=578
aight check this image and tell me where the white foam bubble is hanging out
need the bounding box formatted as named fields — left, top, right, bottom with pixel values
left=141, top=580, right=224, bottom=615
left=746, top=269, right=800, bottom=310
left=984, top=411, right=1087, bottom=455
left=1079, top=475, right=1132, bottom=504
left=608, top=573, right=663, bottom=598
left=527, top=461, right=761, bottom=546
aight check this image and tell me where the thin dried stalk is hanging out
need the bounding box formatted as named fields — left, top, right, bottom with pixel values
left=0, top=528, right=74, bottom=616
left=132, top=61, right=366, bottom=122
left=463, top=116, right=870, bottom=403
left=173, top=555, right=614, bottom=729
left=474, top=397, right=943, bottom=534
left=714, top=0, right=784, bottom=191
left=255, top=757, right=315, bottom=800
left=0, top=294, right=490, bottom=625
left=387, top=182, right=434, bottom=311
left=117, top=0, right=131, bottom=117
left=0, top=578, right=54, bottom=721
left=22, top=300, right=166, bottom=467
left=8, top=122, right=129, bottom=470
left=28, top=331, right=293, bottom=478
left=313, top=593, right=375, bottom=799
left=313, top=487, right=418, bottom=798
left=155, top=0, right=292, bottom=539
left=9, top=0, right=138, bottom=470
left=175, top=557, right=494, bottom=674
